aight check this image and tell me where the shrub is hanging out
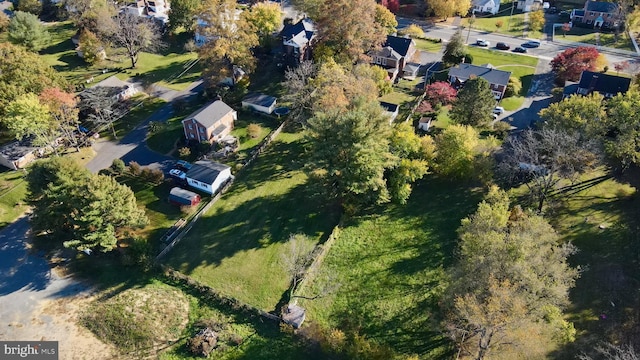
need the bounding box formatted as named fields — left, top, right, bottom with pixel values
left=178, top=147, right=191, bottom=159
left=463, top=53, right=473, bottom=64
left=147, top=121, right=166, bottom=135
left=180, top=205, right=197, bottom=215
left=149, top=168, right=164, bottom=184
left=128, top=161, right=141, bottom=176
left=504, top=77, right=522, bottom=97
left=247, top=123, right=262, bottom=138
left=404, top=23, right=425, bottom=38
left=111, top=159, right=126, bottom=174
left=492, top=120, right=512, bottom=139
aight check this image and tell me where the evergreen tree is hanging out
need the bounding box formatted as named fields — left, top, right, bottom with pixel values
left=442, top=30, right=466, bottom=67
left=8, top=11, right=50, bottom=51
left=450, top=77, right=495, bottom=127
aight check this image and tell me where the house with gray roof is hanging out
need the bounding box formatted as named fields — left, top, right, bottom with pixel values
left=182, top=100, right=237, bottom=144
left=473, top=0, right=501, bottom=14
left=281, top=18, right=317, bottom=66
left=185, top=160, right=232, bottom=195
left=0, top=140, right=40, bottom=170
left=242, top=93, right=277, bottom=114
left=370, top=35, right=418, bottom=81
left=448, top=63, right=512, bottom=99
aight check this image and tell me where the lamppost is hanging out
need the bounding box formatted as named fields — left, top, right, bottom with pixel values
left=507, top=0, right=516, bottom=31
left=466, top=14, right=476, bottom=43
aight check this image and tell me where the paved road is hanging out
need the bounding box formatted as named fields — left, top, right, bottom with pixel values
left=399, top=16, right=639, bottom=64
left=86, top=80, right=204, bottom=173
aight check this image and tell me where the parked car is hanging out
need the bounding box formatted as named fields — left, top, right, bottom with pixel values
left=493, top=106, right=505, bottom=115
left=513, top=46, right=527, bottom=53
left=175, top=160, right=193, bottom=171
left=559, top=10, right=570, bottom=19
left=476, top=39, right=490, bottom=47
left=169, top=169, right=187, bottom=180
left=496, top=42, right=510, bottom=50
left=521, top=40, right=541, bottom=48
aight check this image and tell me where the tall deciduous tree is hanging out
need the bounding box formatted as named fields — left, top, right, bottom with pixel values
left=306, top=98, right=395, bottom=209
left=388, top=122, right=429, bottom=204
left=599, top=89, right=640, bottom=168
left=26, top=157, right=148, bottom=253
left=0, top=43, right=66, bottom=114
left=381, top=0, right=400, bottom=13
left=498, top=128, right=600, bottom=210
left=442, top=30, right=466, bottom=67
left=8, top=11, right=50, bottom=51
left=39, top=87, right=81, bottom=151
left=434, top=124, right=479, bottom=179
left=77, top=28, right=104, bottom=65
left=197, top=0, right=259, bottom=86
left=550, top=46, right=602, bottom=84
left=295, top=0, right=386, bottom=63
left=450, top=77, right=495, bottom=126
left=98, top=12, right=164, bottom=68
left=352, top=63, right=392, bottom=96
left=168, top=0, right=200, bottom=32
left=539, top=92, right=605, bottom=135
left=446, top=187, right=578, bottom=359
left=242, top=1, right=282, bottom=46
left=16, top=0, right=42, bottom=15
left=2, top=93, right=59, bottom=151
left=64, top=0, right=115, bottom=32
left=429, top=0, right=456, bottom=20
left=529, top=9, right=545, bottom=32
left=375, top=4, right=398, bottom=34
left=283, top=60, right=317, bottom=124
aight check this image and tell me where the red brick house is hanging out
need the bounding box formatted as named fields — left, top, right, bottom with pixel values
left=571, top=1, right=621, bottom=29
left=182, top=101, right=237, bottom=144
left=448, top=63, right=511, bottom=100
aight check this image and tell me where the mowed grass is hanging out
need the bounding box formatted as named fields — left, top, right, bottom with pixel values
left=414, top=38, right=443, bottom=52
left=299, top=178, right=484, bottom=357
left=464, top=12, right=528, bottom=38
left=166, top=129, right=340, bottom=311
left=560, top=27, right=634, bottom=51
left=467, top=47, right=538, bottom=96
left=0, top=169, right=28, bottom=228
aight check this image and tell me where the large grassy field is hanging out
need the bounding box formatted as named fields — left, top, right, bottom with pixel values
left=165, top=129, right=341, bottom=311
left=39, top=22, right=201, bottom=91
left=299, top=178, right=484, bottom=357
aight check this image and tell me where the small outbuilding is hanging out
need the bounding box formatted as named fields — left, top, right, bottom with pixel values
left=241, top=93, right=277, bottom=114
left=380, top=101, right=399, bottom=123
left=168, top=187, right=201, bottom=207
left=185, top=160, right=233, bottom=195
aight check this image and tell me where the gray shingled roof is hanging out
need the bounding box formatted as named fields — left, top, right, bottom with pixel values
left=186, top=160, right=230, bottom=184
left=0, top=140, right=37, bottom=162
left=184, top=101, right=235, bottom=129
left=585, top=1, right=618, bottom=13
left=448, top=63, right=511, bottom=86
left=242, top=93, right=277, bottom=108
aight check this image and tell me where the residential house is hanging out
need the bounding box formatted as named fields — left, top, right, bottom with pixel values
left=185, top=161, right=233, bottom=195
left=380, top=101, right=399, bottom=123
left=473, top=0, right=501, bottom=15
left=194, top=9, right=243, bottom=46
left=573, top=70, right=631, bottom=98
left=87, top=76, right=138, bottom=100
left=0, top=140, right=40, bottom=170
left=571, top=0, right=621, bottom=29
left=281, top=18, right=317, bottom=66
left=448, top=63, right=511, bottom=99
left=242, top=93, right=277, bottom=114
left=182, top=100, right=237, bottom=144
left=370, top=35, right=419, bottom=81
left=121, top=0, right=169, bottom=24
left=517, top=0, right=542, bottom=12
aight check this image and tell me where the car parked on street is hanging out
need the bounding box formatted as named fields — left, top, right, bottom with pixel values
left=496, top=42, right=510, bottom=50
left=476, top=39, right=490, bottom=47
left=513, top=46, right=527, bottom=53
left=521, top=40, right=541, bottom=48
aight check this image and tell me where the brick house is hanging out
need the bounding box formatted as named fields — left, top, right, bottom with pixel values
left=281, top=18, right=317, bottom=66
left=182, top=101, right=237, bottom=144
left=448, top=63, right=511, bottom=99
left=571, top=1, right=621, bottom=29
left=369, top=35, right=419, bottom=81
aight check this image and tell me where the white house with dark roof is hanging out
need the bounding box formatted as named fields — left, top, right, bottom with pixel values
left=370, top=35, right=418, bottom=81
left=185, top=160, right=232, bottom=195
left=86, top=76, right=138, bottom=101
left=242, top=93, right=277, bottom=114
left=182, top=100, right=237, bottom=144
left=281, top=18, right=317, bottom=65
left=448, top=63, right=511, bottom=99
left=473, top=0, right=501, bottom=14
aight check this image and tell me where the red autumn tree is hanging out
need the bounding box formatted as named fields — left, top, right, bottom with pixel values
left=39, top=87, right=81, bottom=151
left=381, top=0, right=399, bottom=13
left=614, top=61, right=629, bottom=75
left=424, top=81, right=457, bottom=107
left=417, top=100, right=434, bottom=114
left=550, top=46, right=601, bottom=85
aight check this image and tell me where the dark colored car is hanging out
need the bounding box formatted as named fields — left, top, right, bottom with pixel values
left=496, top=42, right=510, bottom=50
left=513, top=46, right=527, bottom=53
left=521, top=40, right=541, bottom=48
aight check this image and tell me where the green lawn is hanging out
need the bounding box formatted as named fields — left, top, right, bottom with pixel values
left=467, top=47, right=538, bottom=96
left=39, top=22, right=201, bottom=91
left=299, top=178, right=484, bottom=357
left=500, top=95, right=526, bottom=110
left=0, top=169, right=28, bottom=228
left=560, top=27, right=634, bottom=51
left=380, top=88, right=418, bottom=123
left=104, top=96, right=167, bottom=141
left=464, top=13, right=528, bottom=38
left=165, top=129, right=341, bottom=311
left=414, top=38, right=443, bottom=52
